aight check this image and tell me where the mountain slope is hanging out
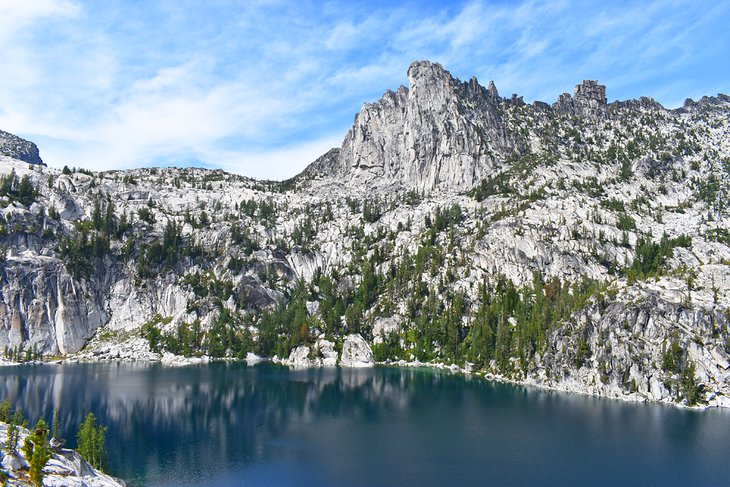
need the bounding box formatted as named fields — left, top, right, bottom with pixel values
left=1, top=61, right=729, bottom=407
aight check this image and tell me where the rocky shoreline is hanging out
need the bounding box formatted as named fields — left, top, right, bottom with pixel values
left=0, top=422, right=125, bottom=487
left=4, top=343, right=723, bottom=411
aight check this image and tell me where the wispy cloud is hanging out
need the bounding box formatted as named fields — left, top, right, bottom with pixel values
left=0, top=0, right=727, bottom=179
left=0, top=0, right=80, bottom=37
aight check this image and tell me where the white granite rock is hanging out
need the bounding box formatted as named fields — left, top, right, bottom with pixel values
left=340, top=334, right=375, bottom=368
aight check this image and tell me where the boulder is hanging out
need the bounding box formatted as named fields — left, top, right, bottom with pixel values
left=340, top=334, right=374, bottom=367
left=286, top=339, right=338, bottom=368
left=50, top=436, right=66, bottom=452
left=245, top=352, right=263, bottom=365
left=287, top=345, right=312, bottom=368
left=2, top=452, right=28, bottom=471
left=317, top=338, right=338, bottom=367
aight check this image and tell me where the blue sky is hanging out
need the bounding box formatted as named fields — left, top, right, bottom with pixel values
left=0, top=0, right=727, bottom=180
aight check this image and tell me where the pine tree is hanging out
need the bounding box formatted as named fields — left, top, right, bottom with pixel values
left=51, top=408, right=61, bottom=440
left=76, top=412, right=107, bottom=471
left=28, top=419, right=51, bottom=487
left=5, top=408, right=25, bottom=454
left=0, top=400, right=11, bottom=423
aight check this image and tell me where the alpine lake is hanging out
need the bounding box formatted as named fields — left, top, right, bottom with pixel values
left=2, top=362, right=730, bottom=486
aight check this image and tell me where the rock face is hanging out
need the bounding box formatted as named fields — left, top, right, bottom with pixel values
left=318, top=61, right=521, bottom=192
left=529, top=278, right=730, bottom=405
left=0, top=129, right=44, bottom=165
left=0, top=59, right=729, bottom=408
left=301, top=62, right=630, bottom=192
left=285, top=338, right=338, bottom=368
left=554, top=80, right=608, bottom=119
left=340, top=334, right=374, bottom=367
left=0, top=257, right=105, bottom=355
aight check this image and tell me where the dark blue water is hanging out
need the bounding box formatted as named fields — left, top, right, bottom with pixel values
left=1, top=363, right=729, bottom=486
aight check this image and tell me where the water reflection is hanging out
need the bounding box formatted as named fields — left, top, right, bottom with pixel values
left=1, top=363, right=730, bottom=487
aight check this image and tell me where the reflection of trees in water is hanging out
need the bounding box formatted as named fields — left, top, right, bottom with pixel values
left=0, top=363, right=485, bottom=484
left=3, top=364, right=730, bottom=486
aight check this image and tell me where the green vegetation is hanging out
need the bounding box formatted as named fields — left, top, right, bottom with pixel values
left=600, top=197, right=625, bottom=212
left=137, top=206, right=155, bottom=224
left=1, top=401, right=26, bottom=454
left=0, top=170, right=37, bottom=206
left=470, top=172, right=514, bottom=201
left=142, top=310, right=253, bottom=359
left=662, top=333, right=704, bottom=406
left=230, top=223, right=260, bottom=254
left=24, top=418, right=51, bottom=486
left=680, top=361, right=703, bottom=406
left=136, top=221, right=203, bottom=278
left=1, top=401, right=110, bottom=479
left=706, top=228, right=730, bottom=245
left=616, top=214, right=636, bottom=231
left=627, top=234, right=691, bottom=283
left=362, top=198, right=383, bottom=223
left=3, top=344, right=42, bottom=363
left=661, top=336, right=683, bottom=374
left=255, top=280, right=320, bottom=358
left=76, top=412, right=107, bottom=471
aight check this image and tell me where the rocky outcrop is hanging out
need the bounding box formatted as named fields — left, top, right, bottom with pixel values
left=0, top=254, right=106, bottom=355
left=0, top=129, right=44, bottom=165
left=0, top=422, right=125, bottom=486
left=317, top=61, right=523, bottom=192
left=284, top=338, right=338, bottom=368
left=298, top=148, right=341, bottom=181
left=340, top=334, right=374, bottom=367
left=530, top=276, right=730, bottom=407
left=71, top=333, right=159, bottom=362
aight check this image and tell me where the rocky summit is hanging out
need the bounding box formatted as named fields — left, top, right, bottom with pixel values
left=0, top=130, right=44, bottom=166
left=1, top=60, right=729, bottom=408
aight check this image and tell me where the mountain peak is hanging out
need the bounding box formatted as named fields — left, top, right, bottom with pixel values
left=574, top=80, right=607, bottom=105
left=553, top=80, right=608, bottom=118
left=300, top=60, right=728, bottom=194
left=406, top=60, right=451, bottom=80
left=406, top=60, right=458, bottom=100
left=487, top=80, right=499, bottom=99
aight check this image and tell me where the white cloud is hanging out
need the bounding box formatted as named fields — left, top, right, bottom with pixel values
left=0, top=0, right=727, bottom=179
left=0, top=0, right=79, bottom=26
left=42, top=129, right=343, bottom=182
left=215, top=134, right=344, bottom=181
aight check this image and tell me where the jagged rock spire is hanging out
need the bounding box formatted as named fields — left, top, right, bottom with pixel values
left=553, top=80, right=607, bottom=118
left=487, top=80, right=499, bottom=99
left=331, top=60, right=520, bottom=192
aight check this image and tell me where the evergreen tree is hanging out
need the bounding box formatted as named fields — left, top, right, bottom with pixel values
left=680, top=360, right=703, bottom=406
left=76, top=412, right=107, bottom=471
left=0, top=400, right=10, bottom=423
left=51, top=408, right=61, bottom=440
left=27, top=419, right=51, bottom=487
left=5, top=408, right=25, bottom=454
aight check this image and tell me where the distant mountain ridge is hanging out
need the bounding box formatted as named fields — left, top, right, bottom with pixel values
left=299, top=60, right=728, bottom=192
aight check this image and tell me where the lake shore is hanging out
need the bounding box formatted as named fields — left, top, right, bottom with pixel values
left=2, top=349, right=723, bottom=410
